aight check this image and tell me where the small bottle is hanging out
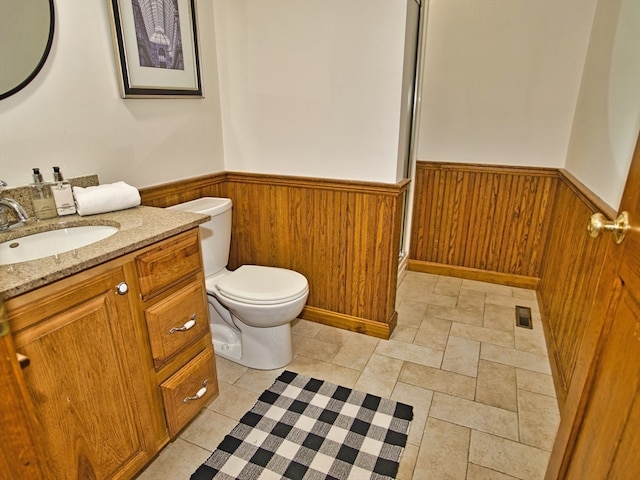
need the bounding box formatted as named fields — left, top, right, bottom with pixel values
left=30, top=168, right=57, bottom=220
left=51, top=166, right=77, bottom=216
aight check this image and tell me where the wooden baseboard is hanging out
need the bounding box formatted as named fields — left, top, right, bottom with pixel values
left=408, top=259, right=539, bottom=289
left=301, top=306, right=396, bottom=340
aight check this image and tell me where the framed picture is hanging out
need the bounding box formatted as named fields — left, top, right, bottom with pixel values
left=108, top=0, right=203, bottom=98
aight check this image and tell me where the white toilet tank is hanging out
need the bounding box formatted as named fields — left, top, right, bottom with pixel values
left=167, top=197, right=232, bottom=277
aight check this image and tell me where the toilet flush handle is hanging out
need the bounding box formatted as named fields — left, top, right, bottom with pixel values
left=169, top=314, right=197, bottom=334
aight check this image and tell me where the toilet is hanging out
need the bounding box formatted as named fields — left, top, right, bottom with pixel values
left=168, top=197, right=309, bottom=370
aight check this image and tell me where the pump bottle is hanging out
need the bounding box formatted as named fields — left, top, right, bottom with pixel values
left=30, top=168, right=57, bottom=220
left=51, top=166, right=76, bottom=216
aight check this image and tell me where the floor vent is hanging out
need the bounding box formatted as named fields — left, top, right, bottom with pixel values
left=515, top=306, right=533, bottom=329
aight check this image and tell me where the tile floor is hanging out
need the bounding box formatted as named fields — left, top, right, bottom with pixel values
left=137, top=271, right=560, bottom=480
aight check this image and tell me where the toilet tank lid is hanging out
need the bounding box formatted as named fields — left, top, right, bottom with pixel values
left=216, top=265, right=308, bottom=303
left=167, top=197, right=232, bottom=215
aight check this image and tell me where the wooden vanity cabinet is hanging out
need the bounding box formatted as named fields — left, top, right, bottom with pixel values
left=8, top=259, right=161, bottom=480
left=4, top=228, right=218, bottom=480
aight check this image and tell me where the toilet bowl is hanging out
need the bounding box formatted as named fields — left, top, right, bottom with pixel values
left=168, top=197, right=309, bottom=370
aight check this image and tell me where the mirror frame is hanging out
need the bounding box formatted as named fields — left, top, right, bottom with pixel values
left=0, top=0, right=55, bottom=100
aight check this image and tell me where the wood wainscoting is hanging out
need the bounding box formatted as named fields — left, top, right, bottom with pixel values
left=140, top=172, right=409, bottom=339
left=408, top=162, right=557, bottom=287
left=537, top=170, right=615, bottom=406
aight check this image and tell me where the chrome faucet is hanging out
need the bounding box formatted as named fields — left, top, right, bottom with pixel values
left=0, top=180, right=30, bottom=230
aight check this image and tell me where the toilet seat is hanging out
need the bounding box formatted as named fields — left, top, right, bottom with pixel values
left=214, top=265, right=308, bottom=305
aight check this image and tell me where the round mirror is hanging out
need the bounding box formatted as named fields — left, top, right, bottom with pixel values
left=0, top=0, right=55, bottom=100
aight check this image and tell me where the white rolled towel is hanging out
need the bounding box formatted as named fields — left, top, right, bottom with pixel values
left=72, top=181, right=141, bottom=216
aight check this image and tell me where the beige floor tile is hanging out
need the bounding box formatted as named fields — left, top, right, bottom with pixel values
left=430, top=392, right=519, bottom=441
left=233, top=367, right=285, bottom=394
left=512, top=287, right=538, bottom=301
left=332, top=334, right=378, bottom=370
left=401, top=287, right=450, bottom=305
left=515, top=328, right=549, bottom=356
left=487, top=293, right=540, bottom=312
left=315, top=323, right=370, bottom=345
left=180, top=408, right=239, bottom=451
left=292, top=333, right=340, bottom=361
left=516, top=369, right=557, bottom=398
left=450, top=322, right=514, bottom=348
left=469, top=430, right=550, bottom=480
left=390, top=324, right=418, bottom=343
left=483, top=304, right=515, bottom=332
left=442, top=335, right=480, bottom=377
left=517, top=390, right=560, bottom=451
left=396, top=442, right=419, bottom=480
left=467, top=463, right=520, bottom=479
left=457, top=289, right=487, bottom=314
left=397, top=300, right=429, bottom=328
left=391, top=381, right=434, bottom=446
left=354, top=353, right=404, bottom=398
left=428, top=304, right=484, bottom=326
left=214, top=355, right=248, bottom=384
left=414, top=418, right=470, bottom=480
left=476, top=359, right=518, bottom=412
left=414, top=316, right=452, bottom=350
left=434, top=276, right=463, bottom=296
left=399, top=271, right=439, bottom=291
left=291, top=318, right=323, bottom=337
left=287, top=354, right=360, bottom=387
left=375, top=338, right=443, bottom=368
left=481, top=343, right=552, bottom=375
left=421, top=292, right=460, bottom=308
left=136, top=438, right=211, bottom=480
left=207, top=381, right=260, bottom=420
left=399, top=361, right=477, bottom=400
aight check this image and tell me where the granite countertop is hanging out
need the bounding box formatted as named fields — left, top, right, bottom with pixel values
left=0, top=206, right=209, bottom=299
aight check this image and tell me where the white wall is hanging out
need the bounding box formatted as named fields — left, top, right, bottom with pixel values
left=416, top=0, right=597, bottom=168
left=2, top=0, right=637, bottom=210
left=564, top=0, right=640, bottom=209
left=212, top=0, right=413, bottom=183
left=0, top=0, right=225, bottom=189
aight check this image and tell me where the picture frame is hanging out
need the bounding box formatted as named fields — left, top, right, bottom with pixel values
left=108, top=0, right=203, bottom=98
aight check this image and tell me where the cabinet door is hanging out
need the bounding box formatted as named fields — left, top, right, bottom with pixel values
left=10, top=264, right=159, bottom=480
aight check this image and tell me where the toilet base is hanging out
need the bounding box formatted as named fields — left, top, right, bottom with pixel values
left=211, top=324, right=242, bottom=362
left=209, top=321, right=293, bottom=370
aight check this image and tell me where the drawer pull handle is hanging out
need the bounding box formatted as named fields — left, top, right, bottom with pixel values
left=169, top=314, right=197, bottom=334
left=183, top=379, right=208, bottom=403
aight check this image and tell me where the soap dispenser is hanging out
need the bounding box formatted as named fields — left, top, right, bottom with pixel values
left=30, top=167, right=57, bottom=220
left=51, top=166, right=76, bottom=216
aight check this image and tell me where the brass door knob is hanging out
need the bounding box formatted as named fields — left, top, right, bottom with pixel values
left=588, top=211, right=629, bottom=244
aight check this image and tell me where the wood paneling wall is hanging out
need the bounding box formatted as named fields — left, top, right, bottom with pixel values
left=538, top=170, right=614, bottom=405
left=140, top=172, right=409, bottom=339
left=409, top=162, right=557, bottom=287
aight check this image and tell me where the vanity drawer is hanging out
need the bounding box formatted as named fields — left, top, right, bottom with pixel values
left=136, top=229, right=202, bottom=301
left=160, top=345, right=218, bottom=437
left=145, top=273, right=210, bottom=370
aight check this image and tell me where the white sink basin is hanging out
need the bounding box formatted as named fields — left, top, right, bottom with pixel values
left=0, top=225, right=118, bottom=265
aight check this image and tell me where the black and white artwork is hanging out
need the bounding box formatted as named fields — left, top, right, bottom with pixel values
left=132, top=0, right=184, bottom=70
left=109, top=0, right=202, bottom=97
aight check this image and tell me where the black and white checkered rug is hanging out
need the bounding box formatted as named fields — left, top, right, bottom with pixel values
left=191, top=370, right=413, bottom=480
